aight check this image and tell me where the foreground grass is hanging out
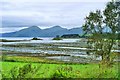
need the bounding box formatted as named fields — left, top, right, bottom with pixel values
left=0, top=61, right=119, bottom=79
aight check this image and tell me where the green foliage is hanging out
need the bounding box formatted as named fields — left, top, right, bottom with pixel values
left=51, top=66, right=73, bottom=78
left=3, top=63, right=42, bottom=79
left=82, top=0, right=119, bottom=65
left=10, top=66, right=19, bottom=78
left=104, top=1, right=119, bottom=33
left=17, top=63, right=32, bottom=78
left=1, top=62, right=119, bottom=78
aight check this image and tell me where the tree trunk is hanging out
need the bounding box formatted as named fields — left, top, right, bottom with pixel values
left=106, top=39, right=114, bottom=65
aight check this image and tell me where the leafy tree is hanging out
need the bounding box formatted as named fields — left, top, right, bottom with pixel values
left=82, top=0, right=119, bottom=66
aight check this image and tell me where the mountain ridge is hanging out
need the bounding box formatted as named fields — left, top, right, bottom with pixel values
left=2, top=25, right=83, bottom=37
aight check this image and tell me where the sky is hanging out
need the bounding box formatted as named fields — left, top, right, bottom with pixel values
left=0, top=0, right=110, bottom=33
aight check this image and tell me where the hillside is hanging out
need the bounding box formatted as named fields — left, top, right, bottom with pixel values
left=2, top=26, right=83, bottom=37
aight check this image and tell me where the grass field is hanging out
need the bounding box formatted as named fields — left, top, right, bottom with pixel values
left=0, top=61, right=119, bottom=79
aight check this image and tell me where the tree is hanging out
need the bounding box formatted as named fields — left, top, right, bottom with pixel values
left=82, top=0, right=119, bottom=66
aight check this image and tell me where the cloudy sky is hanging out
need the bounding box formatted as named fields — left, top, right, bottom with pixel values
left=1, top=0, right=110, bottom=33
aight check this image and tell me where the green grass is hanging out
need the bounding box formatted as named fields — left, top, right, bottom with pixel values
left=0, top=61, right=119, bottom=79
left=0, top=55, right=119, bottom=78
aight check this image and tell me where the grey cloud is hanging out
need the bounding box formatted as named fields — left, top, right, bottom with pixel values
left=1, top=1, right=107, bottom=29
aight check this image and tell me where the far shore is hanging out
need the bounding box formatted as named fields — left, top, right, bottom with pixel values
left=0, top=39, right=30, bottom=42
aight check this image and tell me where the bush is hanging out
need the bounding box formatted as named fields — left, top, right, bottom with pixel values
left=51, top=66, right=73, bottom=79
left=4, top=63, right=42, bottom=79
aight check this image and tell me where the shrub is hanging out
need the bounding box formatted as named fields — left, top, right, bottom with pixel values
left=51, top=66, right=73, bottom=79
left=4, top=63, right=42, bottom=79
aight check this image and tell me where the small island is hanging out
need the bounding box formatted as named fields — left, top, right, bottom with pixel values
left=52, top=35, right=62, bottom=40
left=61, top=34, right=80, bottom=38
left=31, top=37, right=43, bottom=40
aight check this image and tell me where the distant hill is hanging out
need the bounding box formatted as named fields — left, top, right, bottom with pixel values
left=2, top=25, right=84, bottom=37
left=68, top=28, right=83, bottom=34
left=40, top=25, right=68, bottom=37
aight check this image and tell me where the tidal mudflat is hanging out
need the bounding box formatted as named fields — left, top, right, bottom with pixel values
left=1, top=38, right=119, bottom=63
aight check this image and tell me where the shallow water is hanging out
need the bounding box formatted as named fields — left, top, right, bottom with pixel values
left=2, top=37, right=118, bottom=62
left=0, top=37, right=80, bottom=44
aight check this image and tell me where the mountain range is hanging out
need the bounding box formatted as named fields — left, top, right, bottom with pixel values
left=2, top=25, right=83, bottom=37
